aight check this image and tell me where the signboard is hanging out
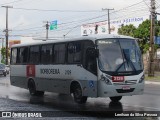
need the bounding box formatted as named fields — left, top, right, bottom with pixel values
left=154, top=36, right=160, bottom=47
left=81, top=16, right=149, bottom=35
left=50, top=20, right=57, bottom=30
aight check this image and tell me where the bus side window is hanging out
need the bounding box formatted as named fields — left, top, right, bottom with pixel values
left=53, top=44, right=66, bottom=64
left=11, top=48, right=18, bottom=65
left=19, top=47, right=28, bottom=64
left=41, top=45, right=53, bottom=64
left=67, top=42, right=81, bottom=64
left=29, top=46, right=40, bottom=64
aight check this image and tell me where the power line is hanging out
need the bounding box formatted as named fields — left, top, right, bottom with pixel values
left=11, top=7, right=102, bottom=13
left=156, top=0, right=160, bottom=8
left=10, top=0, right=145, bottom=13
left=111, top=8, right=149, bottom=19
left=0, top=0, right=24, bottom=5
left=110, top=0, right=144, bottom=14
left=13, top=26, right=43, bottom=31
left=12, top=13, right=108, bottom=32
left=10, top=1, right=148, bottom=32
left=143, top=0, right=150, bottom=9
left=9, top=0, right=151, bottom=36
left=12, top=9, right=150, bottom=34
left=13, top=0, right=41, bottom=6
left=110, top=2, right=148, bottom=19
left=12, top=10, right=150, bottom=34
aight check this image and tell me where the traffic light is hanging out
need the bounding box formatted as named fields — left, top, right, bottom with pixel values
left=95, top=25, right=98, bottom=34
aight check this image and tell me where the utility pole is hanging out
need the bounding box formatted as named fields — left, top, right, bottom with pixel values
left=102, top=8, right=114, bottom=34
left=43, top=21, right=49, bottom=40
left=1, top=6, right=13, bottom=65
left=148, top=0, right=156, bottom=77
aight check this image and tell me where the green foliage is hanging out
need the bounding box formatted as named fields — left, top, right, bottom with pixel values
left=0, top=47, right=10, bottom=64
left=118, top=19, right=160, bottom=54
left=1, top=47, right=6, bottom=64
left=155, top=21, right=160, bottom=36
left=118, top=24, right=136, bottom=37
left=134, top=20, right=150, bottom=39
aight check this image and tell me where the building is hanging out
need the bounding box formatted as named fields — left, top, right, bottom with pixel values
left=9, top=40, right=21, bottom=49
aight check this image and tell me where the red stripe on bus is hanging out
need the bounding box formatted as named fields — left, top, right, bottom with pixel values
left=26, top=65, right=35, bottom=77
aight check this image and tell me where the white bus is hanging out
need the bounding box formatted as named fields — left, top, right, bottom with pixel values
left=10, top=34, right=144, bottom=104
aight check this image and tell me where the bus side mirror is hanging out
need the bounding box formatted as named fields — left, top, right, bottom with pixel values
left=86, top=48, right=99, bottom=58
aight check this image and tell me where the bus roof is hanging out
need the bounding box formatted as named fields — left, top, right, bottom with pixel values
left=11, top=34, right=134, bottom=48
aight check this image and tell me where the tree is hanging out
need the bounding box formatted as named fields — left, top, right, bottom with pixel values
left=0, top=47, right=10, bottom=64
left=118, top=24, right=136, bottom=37
left=118, top=19, right=160, bottom=54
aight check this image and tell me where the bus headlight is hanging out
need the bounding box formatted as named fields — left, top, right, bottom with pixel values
left=100, top=75, right=112, bottom=85
left=139, top=74, right=145, bottom=83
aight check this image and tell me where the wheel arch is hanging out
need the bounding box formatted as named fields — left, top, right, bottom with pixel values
left=27, top=77, right=35, bottom=89
left=70, top=80, right=82, bottom=94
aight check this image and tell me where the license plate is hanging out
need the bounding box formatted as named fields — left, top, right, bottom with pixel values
left=122, top=86, right=130, bottom=90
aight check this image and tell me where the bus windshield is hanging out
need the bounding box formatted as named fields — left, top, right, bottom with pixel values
left=97, top=38, right=143, bottom=75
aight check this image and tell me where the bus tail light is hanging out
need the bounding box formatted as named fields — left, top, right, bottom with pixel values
left=112, top=76, right=124, bottom=82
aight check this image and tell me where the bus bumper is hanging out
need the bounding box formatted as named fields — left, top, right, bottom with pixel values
left=97, top=81, right=145, bottom=97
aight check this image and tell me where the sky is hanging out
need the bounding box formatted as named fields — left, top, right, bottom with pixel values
left=0, top=0, right=160, bottom=41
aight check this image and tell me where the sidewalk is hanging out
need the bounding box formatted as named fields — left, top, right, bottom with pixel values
left=145, top=81, right=160, bottom=85
left=145, top=71, right=160, bottom=85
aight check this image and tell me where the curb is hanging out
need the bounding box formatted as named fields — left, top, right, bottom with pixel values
left=145, top=81, right=160, bottom=85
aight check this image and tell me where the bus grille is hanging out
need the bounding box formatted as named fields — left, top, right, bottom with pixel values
left=113, top=80, right=137, bottom=85
left=116, top=88, right=135, bottom=93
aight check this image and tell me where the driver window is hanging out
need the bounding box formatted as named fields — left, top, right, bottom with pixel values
left=83, top=41, right=97, bottom=75
left=86, top=48, right=97, bottom=75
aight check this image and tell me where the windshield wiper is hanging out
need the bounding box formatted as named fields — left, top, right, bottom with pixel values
left=115, top=50, right=137, bottom=72
left=122, top=50, right=137, bottom=72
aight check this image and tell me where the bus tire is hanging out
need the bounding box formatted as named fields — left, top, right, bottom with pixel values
left=28, top=80, right=44, bottom=96
left=110, top=96, right=122, bottom=102
left=36, top=91, right=45, bottom=96
left=4, top=73, right=6, bottom=77
left=72, top=83, right=87, bottom=104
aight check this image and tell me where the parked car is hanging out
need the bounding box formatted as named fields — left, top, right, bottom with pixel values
left=0, top=63, right=7, bottom=77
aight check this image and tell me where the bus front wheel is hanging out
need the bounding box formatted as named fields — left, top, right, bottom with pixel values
left=28, top=80, right=44, bottom=96
left=110, top=96, right=122, bottom=102
left=72, top=83, right=87, bottom=104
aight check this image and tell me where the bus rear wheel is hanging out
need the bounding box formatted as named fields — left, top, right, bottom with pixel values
left=3, top=73, right=6, bottom=77
left=72, top=83, right=87, bottom=104
left=110, top=96, right=122, bottom=102
left=28, top=80, right=44, bottom=96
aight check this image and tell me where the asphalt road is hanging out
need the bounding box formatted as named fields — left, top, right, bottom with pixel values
left=0, top=75, right=160, bottom=119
